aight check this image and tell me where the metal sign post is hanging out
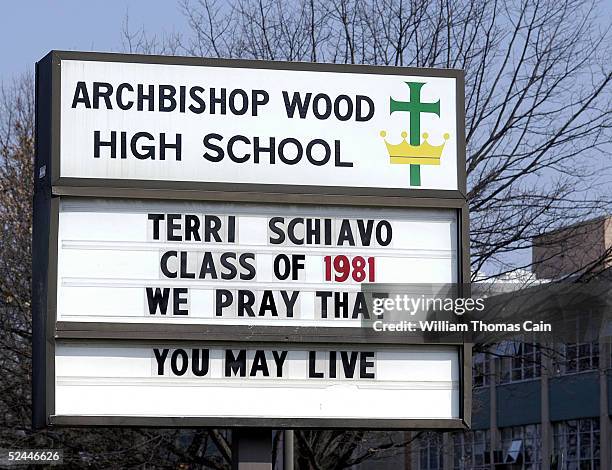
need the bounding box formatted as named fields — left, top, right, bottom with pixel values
left=232, top=429, right=272, bottom=470
left=283, top=430, right=294, bottom=470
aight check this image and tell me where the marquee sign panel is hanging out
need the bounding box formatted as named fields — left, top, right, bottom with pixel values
left=56, top=198, right=458, bottom=326
left=58, top=59, right=461, bottom=191
left=33, top=51, right=470, bottom=429
left=54, top=343, right=460, bottom=423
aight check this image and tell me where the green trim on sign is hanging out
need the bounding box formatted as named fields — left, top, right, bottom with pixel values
left=410, top=164, right=421, bottom=186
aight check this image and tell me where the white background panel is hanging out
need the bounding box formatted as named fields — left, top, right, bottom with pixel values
left=60, top=60, right=459, bottom=191
left=56, top=198, right=458, bottom=325
left=55, top=343, right=460, bottom=419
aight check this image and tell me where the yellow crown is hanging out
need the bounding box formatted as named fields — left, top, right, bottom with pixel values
left=380, top=130, right=450, bottom=165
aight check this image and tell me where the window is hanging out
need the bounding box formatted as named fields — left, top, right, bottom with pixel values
left=499, top=424, right=542, bottom=470
left=497, top=341, right=542, bottom=384
left=453, top=430, right=490, bottom=470
left=473, top=352, right=491, bottom=388
left=554, top=342, right=599, bottom=375
left=553, top=418, right=600, bottom=469
left=419, top=432, right=444, bottom=470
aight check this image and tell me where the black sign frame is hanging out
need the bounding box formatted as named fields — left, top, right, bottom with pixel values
left=33, top=50, right=471, bottom=430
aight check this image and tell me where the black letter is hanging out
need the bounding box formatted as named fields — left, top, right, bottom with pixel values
left=287, top=218, right=304, bottom=245
left=356, top=95, right=375, bottom=121
left=227, top=135, right=251, bottom=163
left=334, top=95, right=353, bottom=121
left=159, top=85, right=177, bottom=112
left=269, top=217, right=285, bottom=244
left=200, top=252, right=218, bottom=279
left=281, top=291, right=300, bottom=318
left=137, top=84, right=154, bottom=111
left=160, top=133, right=182, bottom=161
left=166, top=214, right=182, bottom=241
left=188, top=86, right=206, bottom=113
left=210, top=88, right=227, bottom=114
left=272, top=350, right=288, bottom=377
left=340, top=351, right=358, bottom=378
left=204, top=215, right=222, bottom=242
left=192, top=349, right=210, bottom=376
left=278, top=138, right=303, bottom=165
left=71, top=81, right=91, bottom=108
left=131, top=132, right=155, bottom=160
left=239, top=253, right=256, bottom=280
left=116, top=83, right=134, bottom=110
left=283, top=91, right=311, bottom=118
left=334, top=140, right=353, bottom=167
left=220, top=252, right=238, bottom=280
left=252, top=90, right=269, bottom=116
left=273, top=254, right=291, bottom=280
left=312, top=93, right=332, bottom=119
left=146, top=287, right=170, bottom=315
left=376, top=220, right=393, bottom=246
left=173, top=287, right=189, bottom=315
left=171, top=349, right=189, bottom=376
left=360, top=351, right=375, bottom=378
left=215, top=289, right=233, bottom=316
left=306, top=139, right=331, bottom=166
left=337, top=220, right=355, bottom=246
left=229, top=89, right=249, bottom=115
left=238, top=290, right=256, bottom=317
left=203, top=133, right=224, bottom=162
left=160, top=250, right=178, bottom=278
left=316, top=291, right=332, bottom=319
left=94, top=131, right=116, bottom=158
left=153, top=348, right=169, bottom=375
left=225, top=349, right=246, bottom=377
left=185, top=214, right=201, bottom=242
left=308, top=351, right=324, bottom=378
left=250, top=350, right=270, bottom=377
left=93, top=82, right=113, bottom=109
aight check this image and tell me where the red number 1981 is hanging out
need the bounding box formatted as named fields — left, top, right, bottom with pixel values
left=324, top=255, right=375, bottom=282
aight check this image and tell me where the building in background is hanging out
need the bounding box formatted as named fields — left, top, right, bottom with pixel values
left=356, top=216, right=612, bottom=470
left=532, top=216, right=612, bottom=280
left=426, top=215, right=611, bottom=470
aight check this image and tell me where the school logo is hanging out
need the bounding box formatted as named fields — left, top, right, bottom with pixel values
left=380, top=82, right=450, bottom=187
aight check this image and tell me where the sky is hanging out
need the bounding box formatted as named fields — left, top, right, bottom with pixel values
left=0, top=0, right=186, bottom=83
left=1, top=0, right=609, bottom=276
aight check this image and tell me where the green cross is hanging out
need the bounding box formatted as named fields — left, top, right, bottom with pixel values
left=390, top=82, right=440, bottom=186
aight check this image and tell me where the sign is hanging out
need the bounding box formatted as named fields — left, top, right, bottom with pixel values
left=55, top=344, right=460, bottom=424
left=33, top=51, right=470, bottom=429
left=52, top=56, right=464, bottom=192
left=56, top=199, right=458, bottom=326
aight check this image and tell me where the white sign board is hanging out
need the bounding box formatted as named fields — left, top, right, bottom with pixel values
left=58, top=59, right=461, bottom=190
left=55, top=343, right=460, bottom=421
left=34, top=51, right=469, bottom=429
left=57, top=198, right=458, bottom=326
